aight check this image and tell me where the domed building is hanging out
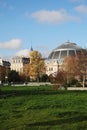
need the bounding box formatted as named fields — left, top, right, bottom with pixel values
left=45, top=41, right=87, bottom=75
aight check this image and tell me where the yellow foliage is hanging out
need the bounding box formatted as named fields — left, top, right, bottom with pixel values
left=24, top=50, right=46, bottom=80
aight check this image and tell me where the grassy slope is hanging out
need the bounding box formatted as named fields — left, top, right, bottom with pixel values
left=0, top=85, right=87, bottom=130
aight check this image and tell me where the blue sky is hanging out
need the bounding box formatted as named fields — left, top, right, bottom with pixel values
left=0, top=0, right=87, bottom=58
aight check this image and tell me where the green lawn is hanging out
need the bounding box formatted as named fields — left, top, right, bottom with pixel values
left=0, top=85, right=87, bottom=130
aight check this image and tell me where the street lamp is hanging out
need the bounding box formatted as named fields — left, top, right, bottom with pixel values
left=5, top=76, right=8, bottom=84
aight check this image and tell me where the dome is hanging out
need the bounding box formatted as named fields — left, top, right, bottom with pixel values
left=48, top=41, right=85, bottom=60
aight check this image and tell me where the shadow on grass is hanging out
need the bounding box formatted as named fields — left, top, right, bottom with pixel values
left=0, top=87, right=87, bottom=98
left=26, top=113, right=87, bottom=127
left=0, top=89, right=67, bottom=98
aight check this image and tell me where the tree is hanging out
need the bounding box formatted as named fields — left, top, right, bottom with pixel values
left=8, top=70, right=21, bottom=83
left=40, top=74, right=49, bottom=82
left=77, top=54, right=87, bottom=88
left=24, top=50, right=46, bottom=81
left=49, top=70, right=67, bottom=90
left=63, top=56, right=81, bottom=82
left=23, top=64, right=30, bottom=82
left=0, top=66, right=6, bottom=82
left=63, top=55, right=87, bottom=87
left=55, top=70, right=67, bottom=85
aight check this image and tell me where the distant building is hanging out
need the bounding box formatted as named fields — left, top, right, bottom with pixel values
left=11, top=56, right=30, bottom=74
left=0, top=57, right=10, bottom=82
left=45, top=41, right=87, bottom=76
left=0, top=57, right=10, bottom=67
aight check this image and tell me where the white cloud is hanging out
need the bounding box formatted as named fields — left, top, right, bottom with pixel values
left=31, top=9, right=79, bottom=24
left=0, top=39, right=22, bottom=49
left=15, top=49, right=29, bottom=57
left=75, top=5, right=87, bottom=14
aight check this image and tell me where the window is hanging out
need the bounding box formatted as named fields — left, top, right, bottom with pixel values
left=60, top=51, right=67, bottom=58
left=53, top=51, right=60, bottom=59
left=48, top=52, right=54, bottom=59
left=69, top=50, right=75, bottom=56
left=49, top=68, right=53, bottom=71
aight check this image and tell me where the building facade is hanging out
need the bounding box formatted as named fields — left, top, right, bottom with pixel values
left=0, top=57, right=10, bottom=83
left=45, top=41, right=87, bottom=76
left=11, top=56, right=30, bottom=74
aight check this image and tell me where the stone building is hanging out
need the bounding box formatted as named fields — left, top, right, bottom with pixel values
left=0, top=57, right=10, bottom=83
left=45, top=41, right=87, bottom=76
left=11, top=56, right=30, bottom=74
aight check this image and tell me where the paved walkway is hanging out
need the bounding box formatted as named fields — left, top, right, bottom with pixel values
left=67, top=87, right=87, bottom=90
left=12, top=82, right=51, bottom=86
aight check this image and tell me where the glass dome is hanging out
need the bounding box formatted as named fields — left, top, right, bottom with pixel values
left=48, top=41, right=85, bottom=60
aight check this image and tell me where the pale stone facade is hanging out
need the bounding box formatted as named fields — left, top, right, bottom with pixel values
left=45, top=59, right=63, bottom=76
left=11, top=56, right=29, bottom=74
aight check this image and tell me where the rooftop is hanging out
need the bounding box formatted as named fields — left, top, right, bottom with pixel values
left=54, top=41, right=82, bottom=51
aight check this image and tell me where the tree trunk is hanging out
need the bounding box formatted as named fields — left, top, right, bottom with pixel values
left=82, top=75, right=85, bottom=88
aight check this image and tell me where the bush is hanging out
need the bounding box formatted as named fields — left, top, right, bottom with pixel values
left=40, top=74, right=49, bottom=82
left=67, top=79, right=80, bottom=87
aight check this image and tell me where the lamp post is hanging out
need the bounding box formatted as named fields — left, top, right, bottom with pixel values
left=5, top=65, right=8, bottom=84
left=5, top=76, right=8, bottom=84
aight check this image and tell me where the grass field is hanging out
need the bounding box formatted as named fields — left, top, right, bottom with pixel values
left=0, top=85, right=87, bottom=130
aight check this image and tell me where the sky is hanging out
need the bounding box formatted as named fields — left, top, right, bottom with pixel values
left=0, top=0, right=87, bottom=59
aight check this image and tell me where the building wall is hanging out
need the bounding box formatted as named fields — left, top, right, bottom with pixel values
left=45, top=49, right=87, bottom=76
left=0, top=58, right=10, bottom=82
left=11, top=56, right=29, bottom=74
left=45, top=59, right=62, bottom=75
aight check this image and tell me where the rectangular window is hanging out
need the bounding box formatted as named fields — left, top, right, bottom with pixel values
left=53, top=51, right=60, bottom=59
left=61, top=51, right=67, bottom=58
left=69, top=50, right=75, bottom=56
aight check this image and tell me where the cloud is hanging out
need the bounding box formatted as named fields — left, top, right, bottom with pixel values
left=0, top=39, right=22, bottom=49
left=15, top=49, right=29, bottom=57
left=75, top=5, right=87, bottom=14
left=31, top=9, right=79, bottom=24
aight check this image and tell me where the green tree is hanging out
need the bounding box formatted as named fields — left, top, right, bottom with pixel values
left=8, top=70, right=21, bottom=83
left=40, top=74, right=49, bottom=82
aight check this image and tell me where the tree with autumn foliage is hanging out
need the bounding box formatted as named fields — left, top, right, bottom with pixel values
left=77, top=53, right=87, bottom=87
left=23, top=64, right=30, bottom=82
left=63, top=56, right=81, bottom=81
left=0, top=66, right=6, bottom=83
left=49, top=70, right=67, bottom=90
left=0, top=65, right=10, bottom=83
left=23, top=50, right=46, bottom=81
left=63, top=55, right=87, bottom=87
